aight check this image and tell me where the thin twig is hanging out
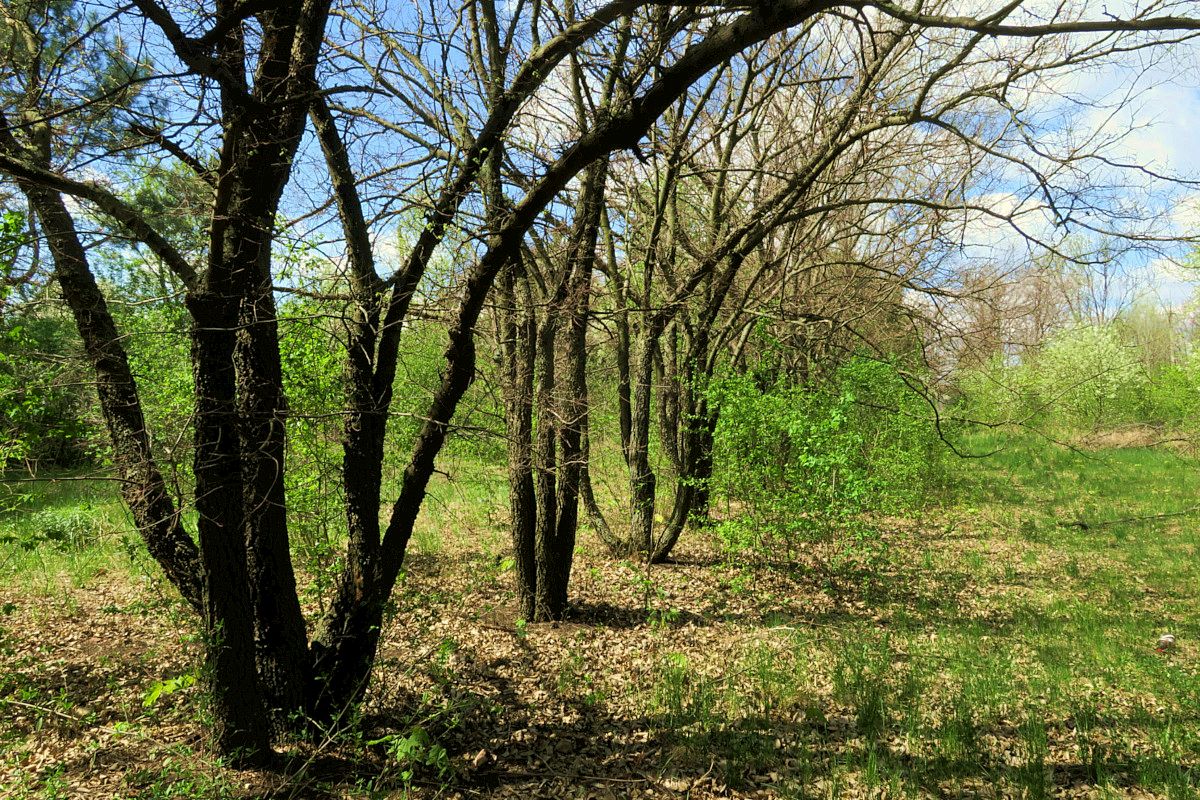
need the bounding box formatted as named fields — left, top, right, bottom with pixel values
left=1058, top=505, right=1200, bottom=530
left=0, top=697, right=135, bottom=738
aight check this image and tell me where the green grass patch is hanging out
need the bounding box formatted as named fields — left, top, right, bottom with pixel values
left=0, top=472, right=148, bottom=593
left=635, top=430, right=1199, bottom=795
left=4, top=431, right=1200, bottom=797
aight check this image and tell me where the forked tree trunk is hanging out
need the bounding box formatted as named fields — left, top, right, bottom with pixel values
left=224, top=212, right=310, bottom=723
left=187, top=288, right=273, bottom=763
left=306, top=94, right=390, bottom=720
left=204, top=0, right=330, bottom=722
left=652, top=404, right=718, bottom=562
left=525, top=162, right=607, bottom=620
left=547, top=161, right=605, bottom=612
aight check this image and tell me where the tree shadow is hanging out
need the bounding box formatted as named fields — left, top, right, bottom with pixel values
left=564, top=600, right=707, bottom=630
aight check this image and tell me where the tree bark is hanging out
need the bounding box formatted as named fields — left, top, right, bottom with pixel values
left=546, top=161, right=606, bottom=613
left=628, top=326, right=658, bottom=557
left=24, top=186, right=205, bottom=611
left=532, top=298, right=562, bottom=619
left=499, top=265, right=538, bottom=621
left=187, top=288, right=272, bottom=764
left=204, top=0, right=331, bottom=725
left=214, top=195, right=309, bottom=722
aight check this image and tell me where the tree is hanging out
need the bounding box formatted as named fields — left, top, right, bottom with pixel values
left=2, top=0, right=1198, bottom=764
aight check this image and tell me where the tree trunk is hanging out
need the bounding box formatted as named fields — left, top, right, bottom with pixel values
left=187, top=289, right=272, bottom=764
left=232, top=249, right=310, bottom=724
left=602, top=212, right=634, bottom=466
left=656, top=324, right=682, bottom=473
left=307, top=574, right=385, bottom=724
left=691, top=411, right=716, bottom=523
left=532, top=303, right=562, bottom=620
left=651, top=404, right=717, bottom=563
left=311, top=311, right=481, bottom=716
left=499, top=266, right=538, bottom=621
left=205, top=3, right=329, bottom=728
left=628, top=328, right=658, bottom=557
left=24, top=186, right=205, bottom=610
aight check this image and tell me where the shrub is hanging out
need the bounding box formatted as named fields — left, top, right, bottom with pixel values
left=956, top=355, right=1038, bottom=426
left=1031, top=324, right=1146, bottom=428
left=954, top=323, right=1191, bottom=433
left=709, top=357, right=948, bottom=554
left=0, top=315, right=98, bottom=467
left=1143, top=353, right=1200, bottom=430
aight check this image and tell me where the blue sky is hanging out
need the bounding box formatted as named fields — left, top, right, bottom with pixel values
left=64, top=0, right=1200, bottom=309
left=951, top=26, right=1200, bottom=306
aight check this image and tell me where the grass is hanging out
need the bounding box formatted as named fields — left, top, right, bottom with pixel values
left=624, top=430, right=1199, bottom=797
left=0, top=473, right=159, bottom=596
left=1, top=429, right=1198, bottom=798
left=403, top=452, right=510, bottom=556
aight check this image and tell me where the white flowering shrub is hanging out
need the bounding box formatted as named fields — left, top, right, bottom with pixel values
left=1031, top=325, right=1147, bottom=428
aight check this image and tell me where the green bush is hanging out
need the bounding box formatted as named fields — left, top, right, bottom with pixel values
left=956, top=355, right=1038, bottom=426
left=0, top=505, right=114, bottom=552
left=0, top=315, right=98, bottom=467
left=955, top=322, right=1200, bottom=433
left=114, top=299, right=193, bottom=470
left=709, top=357, right=948, bottom=554
left=2, top=203, right=95, bottom=467
left=1142, top=354, right=1200, bottom=429
left=277, top=297, right=346, bottom=559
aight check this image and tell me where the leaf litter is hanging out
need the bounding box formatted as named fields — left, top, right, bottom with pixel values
left=0, top=516, right=1196, bottom=799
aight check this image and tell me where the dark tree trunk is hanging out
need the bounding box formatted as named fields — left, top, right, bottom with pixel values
left=601, top=212, right=634, bottom=465
left=621, top=149, right=681, bottom=561
left=544, top=280, right=586, bottom=619
left=652, top=404, right=718, bottom=563
left=315, top=310, right=387, bottom=716
left=24, top=186, right=204, bottom=610
left=527, top=159, right=608, bottom=620
left=532, top=304, right=562, bottom=620
left=310, top=308, right=481, bottom=716
left=307, top=94, right=390, bottom=719
left=499, top=265, right=538, bottom=621
left=648, top=238, right=748, bottom=562
left=691, top=411, right=716, bottom=522
left=628, top=328, right=658, bottom=557
left=307, top=580, right=385, bottom=724
left=221, top=209, right=309, bottom=723
left=656, top=324, right=682, bottom=474
left=203, top=0, right=331, bottom=724
left=187, top=289, right=272, bottom=764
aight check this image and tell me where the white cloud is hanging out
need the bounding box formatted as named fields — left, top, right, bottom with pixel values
left=1145, top=254, right=1199, bottom=306
left=1169, top=194, right=1200, bottom=233
left=953, top=191, right=1062, bottom=263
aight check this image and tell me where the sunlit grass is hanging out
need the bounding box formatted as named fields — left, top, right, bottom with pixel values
left=635, top=430, right=1199, bottom=796
left=0, top=473, right=148, bottom=594
left=406, top=452, right=509, bottom=557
